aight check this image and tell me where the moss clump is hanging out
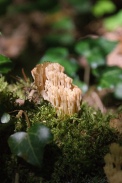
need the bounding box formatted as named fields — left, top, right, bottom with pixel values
left=0, top=76, right=120, bottom=183
left=22, top=102, right=119, bottom=183
left=0, top=76, right=8, bottom=92
left=38, top=103, right=118, bottom=183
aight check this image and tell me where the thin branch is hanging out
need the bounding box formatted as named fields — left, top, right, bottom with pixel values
left=22, top=68, right=28, bottom=82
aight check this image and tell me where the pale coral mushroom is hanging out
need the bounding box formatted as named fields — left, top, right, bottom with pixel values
left=31, top=62, right=82, bottom=116
left=104, top=143, right=122, bottom=183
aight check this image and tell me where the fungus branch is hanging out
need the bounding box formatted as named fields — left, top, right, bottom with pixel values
left=31, top=62, right=82, bottom=116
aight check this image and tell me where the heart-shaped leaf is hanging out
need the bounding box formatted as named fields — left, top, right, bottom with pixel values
left=52, top=16, right=75, bottom=31
left=92, top=0, right=116, bottom=17
left=75, top=37, right=117, bottom=68
left=40, top=47, right=79, bottom=77
left=0, top=54, right=13, bottom=74
left=44, top=32, right=75, bottom=45
left=1, top=113, right=10, bottom=123
left=104, top=10, right=122, bottom=31
left=8, top=123, right=53, bottom=167
left=114, top=83, right=122, bottom=99
left=96, top=66, right=122, bottom=89
left=67, top=0, right=91, bottom=13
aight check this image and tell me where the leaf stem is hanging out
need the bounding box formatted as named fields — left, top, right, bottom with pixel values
left=9, top=110, right=31, bottom=128
left=84, top=64, right=90, bottom=87
left=23, top=111, right=31, bottom=128
left=14, top=172, right=19, bottom=183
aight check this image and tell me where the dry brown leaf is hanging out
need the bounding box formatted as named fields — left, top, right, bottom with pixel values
left=83, top=89, right=106, bottom=113
left=107, top=43, right=122, bottom=68
left=104, top=27, right=122, bottom=68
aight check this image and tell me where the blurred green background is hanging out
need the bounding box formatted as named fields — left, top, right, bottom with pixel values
left=0, top=0, right=122, bottom=99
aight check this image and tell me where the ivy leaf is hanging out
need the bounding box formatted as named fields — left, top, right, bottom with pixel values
left=73, top=77, right=88, bottom=93
left=92, top=0, right=116, bottom=17
left=114, top=83, right=122, bottom=99
left=97, top=66, right=122, bottom=89
left=52, top=17, right=75, bottom=31
left=40, top=47, right=79, bottom=77
left=75, top=37, right=117, bottom=68
left=104, top=10, right=122, bottom=31
left=0, top=54, right=13, bottom=74
left=8, top=123, right=53, bottom=167
left=67, top=0, right=91, bottom=13
left=44, top=32, right=75, bottom=46
left=1, top=113, right=10, bottom=123
left=41, top=47, right=69, bottom=60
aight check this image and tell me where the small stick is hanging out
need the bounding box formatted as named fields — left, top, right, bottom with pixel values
left=22, top=68, right=28, bottom=82
left=14, top=172, right=19, bottom=183
left=9, top=110, right=31, bottom=128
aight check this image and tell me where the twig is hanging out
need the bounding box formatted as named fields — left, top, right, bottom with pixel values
left=9, top=110, right=31, bottom=128
left=14, top=172, right=19, bottom=183
left=84, top=64, right=90, bottom=87
left=22, top=68, right=28, bottom=82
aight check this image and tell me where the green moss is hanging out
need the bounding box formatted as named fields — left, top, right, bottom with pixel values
left=41, top=104, right=118, bottom=182
left=25, top=102, right=118, bottom=182
left=0, top=76, right=120, bottom=183
left=0, top=76, right=8, bottom=92
left=8, top=78, right=32, bottom=99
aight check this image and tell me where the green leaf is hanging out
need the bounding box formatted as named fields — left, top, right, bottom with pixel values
left=39, top=47, right=79, bottom=77
left=67, top=0, right=91, bottom=13
left=73, top=77, right=88, bottom=93
left=104, top=10, right=122, bottom=31
left=44, top=32, right=75, bottom=45
left=8, top=123, right=53, bottom=167
left=0, top=76, right=8, bottom=92
left=75, top=37, right=117, bottom=68
left=92, top=0, right=116, bottom=17
left=1, top=113, right=10, bottom=123
left=0, top=54, right=12, bottom=64
left=97, top=66, right=122, bottom=89
left=52, top=17, right=75, bottom=31
left=0, top=54, right=13, bottom=74
left=0, top=0, right=9, bottom=3
left=42, top=47, right=69, bottom=59
left=114, top=83, right=122, bottom=99
left=0, top=0, right=10, bottom=15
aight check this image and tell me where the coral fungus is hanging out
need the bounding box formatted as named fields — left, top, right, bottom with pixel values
left=104, top=143, right=122, bottom=183
left=31, top=62, right=82, bottom=116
